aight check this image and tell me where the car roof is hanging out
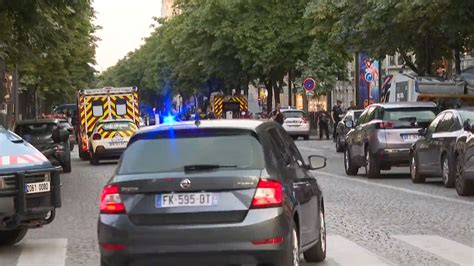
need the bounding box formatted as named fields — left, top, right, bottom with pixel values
left=16, top=118, right=63, bottom=125
left=372, top=102, right=437, bottom=109
left=137, top=119, right=266, bottom=136
left=281, top=109, right=305, bottom=113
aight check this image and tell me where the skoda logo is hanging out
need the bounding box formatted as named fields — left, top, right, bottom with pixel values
left=180, top=179, right=191, bottom=189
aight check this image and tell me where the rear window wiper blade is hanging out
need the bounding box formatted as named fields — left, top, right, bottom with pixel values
left=184, top=164, right=238, bottom=172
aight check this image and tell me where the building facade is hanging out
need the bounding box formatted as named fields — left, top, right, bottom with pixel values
left=161, top=0, right=178, bottom=18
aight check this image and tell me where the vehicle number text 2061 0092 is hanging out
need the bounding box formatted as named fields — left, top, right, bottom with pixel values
left=156, top=193, right=218, bottom=208
left=25, top=181, right=50, bottom=194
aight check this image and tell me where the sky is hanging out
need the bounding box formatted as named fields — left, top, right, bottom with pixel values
left=93, top=0, right=162, bottom=72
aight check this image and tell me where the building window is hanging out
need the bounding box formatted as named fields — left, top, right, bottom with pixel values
left=397, top=56, right=405, bottom=66
left=389, top=56, right=396, bottom=66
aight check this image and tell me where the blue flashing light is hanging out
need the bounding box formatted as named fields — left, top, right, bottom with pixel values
left=163, top=115, right=175, bottom=125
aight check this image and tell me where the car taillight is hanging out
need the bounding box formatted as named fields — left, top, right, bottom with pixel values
left=376, top=121, right=394, bottom=129
left=302, top=117, right=308, bottom=123
left=92, top=133, right=102, bottom=140
left=100, top=185, right=125, bottom=214
left=251, top=179, right=283, bottom=209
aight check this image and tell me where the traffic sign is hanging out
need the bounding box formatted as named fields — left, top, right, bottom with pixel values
left=303, top=78, right=317, bottom=92
left=364, top=72, right=374, bottom=82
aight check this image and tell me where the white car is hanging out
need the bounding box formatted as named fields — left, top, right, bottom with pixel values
left=89, top=119, right=138, bottom=165
left=281, top=109, right=310, bottom=140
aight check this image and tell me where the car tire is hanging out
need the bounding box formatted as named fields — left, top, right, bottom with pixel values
left=455, top=156, right=474, bottom=196
left=291, top=136, right=298, bottom=140
left=441, top=155, right=455, bottom=188
left=62, top=159, right=72, bottom=173
left=303, top=135, right=310, bottom=141
left=344, top=147, right=358, bottom=176
left=303, top=205, right=326, bottom=263
left=90, top=151, right=99, bottom=165
left=0, top=228, right=27, bottom=246
left=277, top=223, right=300, bottom=266
left=410, top=153, right=425, bottom=183
left=79, top=145, right=89, bottom=160
left=365, top=147, right=380, bottom=179
left=335, top=134, right=344, bottom=152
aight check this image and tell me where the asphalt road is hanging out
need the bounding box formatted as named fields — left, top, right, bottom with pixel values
left=0, top=139, right=473, bottom=266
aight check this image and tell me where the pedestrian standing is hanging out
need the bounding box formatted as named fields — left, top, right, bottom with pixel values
left=317, top=107, right=330, bottom=140
left=272, top=103, right=284, bottom=125
left=331, top=100, right=343, bottom=142
left=347, top=100, right=357, bottom=110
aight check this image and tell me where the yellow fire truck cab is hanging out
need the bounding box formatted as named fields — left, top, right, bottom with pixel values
left=77, top=87, right=140, bottom=160
left=213, top=95, right=248, bottom=119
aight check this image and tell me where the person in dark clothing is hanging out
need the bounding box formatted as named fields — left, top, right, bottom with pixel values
left=331, top=100, right=343, bottom=142
left=317, top=108, right=330, bottom=140
left=347, top=100, right=357, bottom=110
left=273, top=104, right=284, bottom=125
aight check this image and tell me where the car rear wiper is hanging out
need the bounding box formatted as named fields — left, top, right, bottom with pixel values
left=11, top=139, right=24, bottom=143
left=184, top=164, right=238, bottom=172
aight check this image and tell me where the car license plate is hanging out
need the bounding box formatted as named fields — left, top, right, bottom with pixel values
left=402, top=134, right=420, bottom=141
left=25, top=181, right=50, bottom=194
left=156, top=193, right=218, bottom=208
left=110, top=141, right=126, bottom=146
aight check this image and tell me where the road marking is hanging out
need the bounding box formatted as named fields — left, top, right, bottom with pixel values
left=17, top=238, right=67, bottom=266
left=313, top=171, right=474, bottom=207
left=324, top=235, right=392, bottom=265
left=393, top=235, right=474, bottom=266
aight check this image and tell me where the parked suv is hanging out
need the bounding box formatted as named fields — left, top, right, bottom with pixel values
left=344, top=102, right=438, bottom=178
left=15, top=119, right=72, bottom=173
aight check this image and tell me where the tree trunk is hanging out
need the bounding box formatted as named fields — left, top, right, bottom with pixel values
left=288, top=69, right=292, bottom=107
left=399, top=50, right=420, bottom=75
left=454, top=47, right=461, bottom=75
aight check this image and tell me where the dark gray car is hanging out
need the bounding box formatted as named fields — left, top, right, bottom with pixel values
left=410, top=109, right=474, bottom=187
left=335, top=110, right=363, bottom=152
left=344, top=102, right=438, bottom=179
left=98, top=120, right=327, bottom=266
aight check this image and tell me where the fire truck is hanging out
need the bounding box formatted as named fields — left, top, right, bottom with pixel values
left=212, top=95, right=249, bottom=119
left=77, top=87, right=140, bottom=160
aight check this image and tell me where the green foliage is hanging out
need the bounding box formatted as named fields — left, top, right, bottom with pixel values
left=0, top=0, right=97, bottom=105
left=306, top=0, right=474, bottom=75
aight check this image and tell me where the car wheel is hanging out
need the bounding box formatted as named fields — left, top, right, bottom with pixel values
left=277, top=223, right=299, bottom=266
left=441, top=155, right=455, bottom=188
left=303, top=205, right=326, bottom=262
left=344, top=147, right=358, bottom=176
left=0, top=229, right=27, bottom=246
left=62, top=159, right=72, bottom=173
left=90, top=151, right=99, bottom=165
left=303, top=135, right=310, bottom=141
left=291, top=136, right=298, bottom=140
left=365, top=147, right=380, bottom=179
left=335, top=134, right=343, bottom=152
left=410, top=153, right=425, bottom=183
left=455, top=156, right=474, bottom=196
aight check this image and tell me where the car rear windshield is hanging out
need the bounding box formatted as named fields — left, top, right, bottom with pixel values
left=459, top=110, right=474, bottom=124
left=117, top=130, right=265, bottom=175
left=100, top=121, right=132, bottom=131
left=15, top=123, right=57, bottom=136
left=283, top=111, right=306, bottom=119
left=383, top=108, right=437, bottom=123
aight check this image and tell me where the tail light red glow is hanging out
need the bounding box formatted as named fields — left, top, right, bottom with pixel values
left=302, top=117, right=308, bottom=123
left=92, top=133, right=102, bottom=140
left=101, top=243, right=127, bottom=251
left=251, top=179, right=283, bottom=208
left=252, top=236, right=284, bottom=245
left=100, top=185, right=125, bottom=214
left=376, top=121, right=394, bottom=129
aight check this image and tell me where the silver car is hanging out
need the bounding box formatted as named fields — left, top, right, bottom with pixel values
left=344, top=102, right=438, bottom=178
left=281, top=109, right=311, bottom=140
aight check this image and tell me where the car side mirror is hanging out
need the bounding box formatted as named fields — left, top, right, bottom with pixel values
left=52, top=128, right=69, bottom=143
left=307, top=155, right=327, bottom=170
left=345, top=120, right=354, bottom=128
left=463, top=120, right=472, bottom=132
left=418, top=127, right=427, bottom=136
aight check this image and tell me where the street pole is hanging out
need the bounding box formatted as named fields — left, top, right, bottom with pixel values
left=288, top=70, right=292, bottom=107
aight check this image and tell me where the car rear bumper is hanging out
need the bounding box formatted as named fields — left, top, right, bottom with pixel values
left=98, top=207, right=290, bottom=265
left=94, top=146, right=126, bottom=158
left=379, top=148, right=411, bottom=166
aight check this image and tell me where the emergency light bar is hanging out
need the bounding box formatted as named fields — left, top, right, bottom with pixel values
left=79, top=87, right=138, bottom=95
